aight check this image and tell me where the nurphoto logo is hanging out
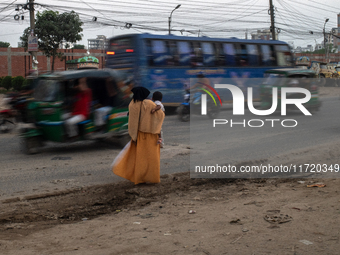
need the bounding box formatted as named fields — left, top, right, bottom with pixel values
left=200, top=84, right=312, bottom=128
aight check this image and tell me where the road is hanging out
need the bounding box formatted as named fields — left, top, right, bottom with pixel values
left=0, top=97, right=338, bottom=200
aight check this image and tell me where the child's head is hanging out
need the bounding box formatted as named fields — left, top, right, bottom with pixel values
left=152, top=91, right=163, bottom=102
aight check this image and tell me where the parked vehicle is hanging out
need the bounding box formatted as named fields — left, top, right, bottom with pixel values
left=310, top=61, right=339, bottom=87
left=336, top=65, right=340, bottom=77
left=260, top=68, right=321, bottom=113
left=20, top=69, right=131, bottom=154
left=0, top=93, right=29, bottom=133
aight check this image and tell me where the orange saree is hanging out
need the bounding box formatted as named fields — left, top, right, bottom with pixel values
left=112, top=99, right=165, bottom=184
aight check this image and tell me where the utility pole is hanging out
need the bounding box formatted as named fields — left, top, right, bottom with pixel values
left=323, top=19, right=329, bottom=63
left=29, top=0, right=38, bottom=75
left=269, top=0, right=276, bottom=40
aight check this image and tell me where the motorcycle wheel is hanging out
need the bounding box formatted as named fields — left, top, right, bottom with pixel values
left=177, top=105, right=190, bottom=122
left=0, top=118, right=15, bottom=133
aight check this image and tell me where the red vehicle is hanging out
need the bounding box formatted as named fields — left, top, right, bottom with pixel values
left=0, top=93, right=28, bottom=133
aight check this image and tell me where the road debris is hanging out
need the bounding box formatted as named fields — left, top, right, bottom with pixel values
left=307, top=183, right=326, bottom=188
left=264, top=211, right=292, bottom=224
left=299, top=240, right=313, bottom=245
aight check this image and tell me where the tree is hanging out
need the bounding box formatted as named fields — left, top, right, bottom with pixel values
left=0, top=41, right=10, bottom=48
left=20, top=10, right=83, bottom=71
left=73, top=44, right=85, bottom=49
left=1, top=76, right=12, bottom=90
left=12, top=76, right=25, bottom=91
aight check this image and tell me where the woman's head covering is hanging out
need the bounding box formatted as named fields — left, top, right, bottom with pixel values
left=131, top=86, right=150, bottom=102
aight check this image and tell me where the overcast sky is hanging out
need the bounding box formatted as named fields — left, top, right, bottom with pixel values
left=0, top=0, right=339, bottom=48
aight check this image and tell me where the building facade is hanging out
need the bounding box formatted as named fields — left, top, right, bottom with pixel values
left=0, top=48, right=105, bottom=78
left=251, top=29, right=278, bottom=40
left=88, top=35, right=109, bottom=50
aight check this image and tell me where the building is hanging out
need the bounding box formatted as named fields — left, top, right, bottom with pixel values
left=250, top=29, right=278, bottom=40
left=293, top=45, right=313, bottom=53
left=17, top=42, right=25, bottom=48
left=315, top=43, right=323, bottom=51
left=337, top=13, right=340, bottom=52
left=59, top=40, right=74, bottom=49
left=88, top=35, right=108, bottom=50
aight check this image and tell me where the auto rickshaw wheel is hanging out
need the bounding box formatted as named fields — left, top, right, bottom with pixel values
left=0, top=118, right=15, bottom=133
left=21, top=136, right=43, bottom=154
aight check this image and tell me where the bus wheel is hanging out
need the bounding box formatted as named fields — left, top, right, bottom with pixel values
left=21, top=136, right=42, bottom=154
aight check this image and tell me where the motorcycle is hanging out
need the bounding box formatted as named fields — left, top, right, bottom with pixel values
left=0, top=93, right=29, bottom=133
left=177, top=89, right=220, bottom=122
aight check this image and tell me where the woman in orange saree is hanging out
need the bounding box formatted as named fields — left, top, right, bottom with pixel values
left=112, top=87, right=165, bottom=184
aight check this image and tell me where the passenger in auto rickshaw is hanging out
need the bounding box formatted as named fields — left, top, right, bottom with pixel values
left=62, top=77, right=92, bottom=138
left=93, top=77, right=118, bottom=130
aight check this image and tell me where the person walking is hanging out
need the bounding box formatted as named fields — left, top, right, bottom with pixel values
left=112, top=87, right=165, bottom=184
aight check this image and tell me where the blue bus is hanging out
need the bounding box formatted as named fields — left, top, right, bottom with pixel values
left=105, top=33, right=293, bottom=106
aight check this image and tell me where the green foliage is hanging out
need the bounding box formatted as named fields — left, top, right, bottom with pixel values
left=12, top=76, right=25, bottom=91
left=0, top=41, right=10, bottom=48
left=22, top=78, right=34, bottom=91
left=19, top=27, right=31, bottom=51
left=1, top=76, right=12, bottom=90
left=20, top=10, right=83, bottom=70
left=73, top=44, right=85, bottom=49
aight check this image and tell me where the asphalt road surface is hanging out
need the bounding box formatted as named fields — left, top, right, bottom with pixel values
left=0, top=97, right=339, bottom=200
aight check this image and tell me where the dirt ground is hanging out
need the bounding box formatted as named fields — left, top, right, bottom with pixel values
left=0, top=88, right=340, bottom=255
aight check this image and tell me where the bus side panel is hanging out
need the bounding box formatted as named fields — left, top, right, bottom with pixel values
left=146, top=67, right=266, bottom=105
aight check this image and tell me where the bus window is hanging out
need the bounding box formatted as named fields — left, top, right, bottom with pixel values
left=151, top=40, right=167, bottom=66
left=166, top=41, right=179, bottom=66
left=235, top=44, right=249, bottom=66
left=223, top=43, right=236, bottom=66
left=214, top=43, right=225, bottom=66
left=246, top=44, right=259, bottom=66
left=109, top=38, right=132, bottom=52
left=177, top=41, right=191, bottom=66
left=275, top=45, right=293, bottom=66
left=190, top=42, right=203, bottom=67
left=202, top=42, right=215, bottom=66
left=261, top=45, right=276, bottom=66
left=146, top=40, right=154, bottom=66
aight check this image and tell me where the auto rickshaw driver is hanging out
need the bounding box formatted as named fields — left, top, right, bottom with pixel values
left=62, top=77, right=92, bottom=138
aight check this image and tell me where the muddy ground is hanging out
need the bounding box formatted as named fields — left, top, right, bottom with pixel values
left=0, top=88, right=339, bottom=254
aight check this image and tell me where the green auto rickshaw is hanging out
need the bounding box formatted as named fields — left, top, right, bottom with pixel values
left=260, top=68, right=321, bottom=113
left=20, top=69, right=131, bottom=154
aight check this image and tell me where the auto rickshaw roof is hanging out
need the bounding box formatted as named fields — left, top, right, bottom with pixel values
left=265, top=68, right=316, bottom=76
left=38, top=69, right=125, bottom=81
